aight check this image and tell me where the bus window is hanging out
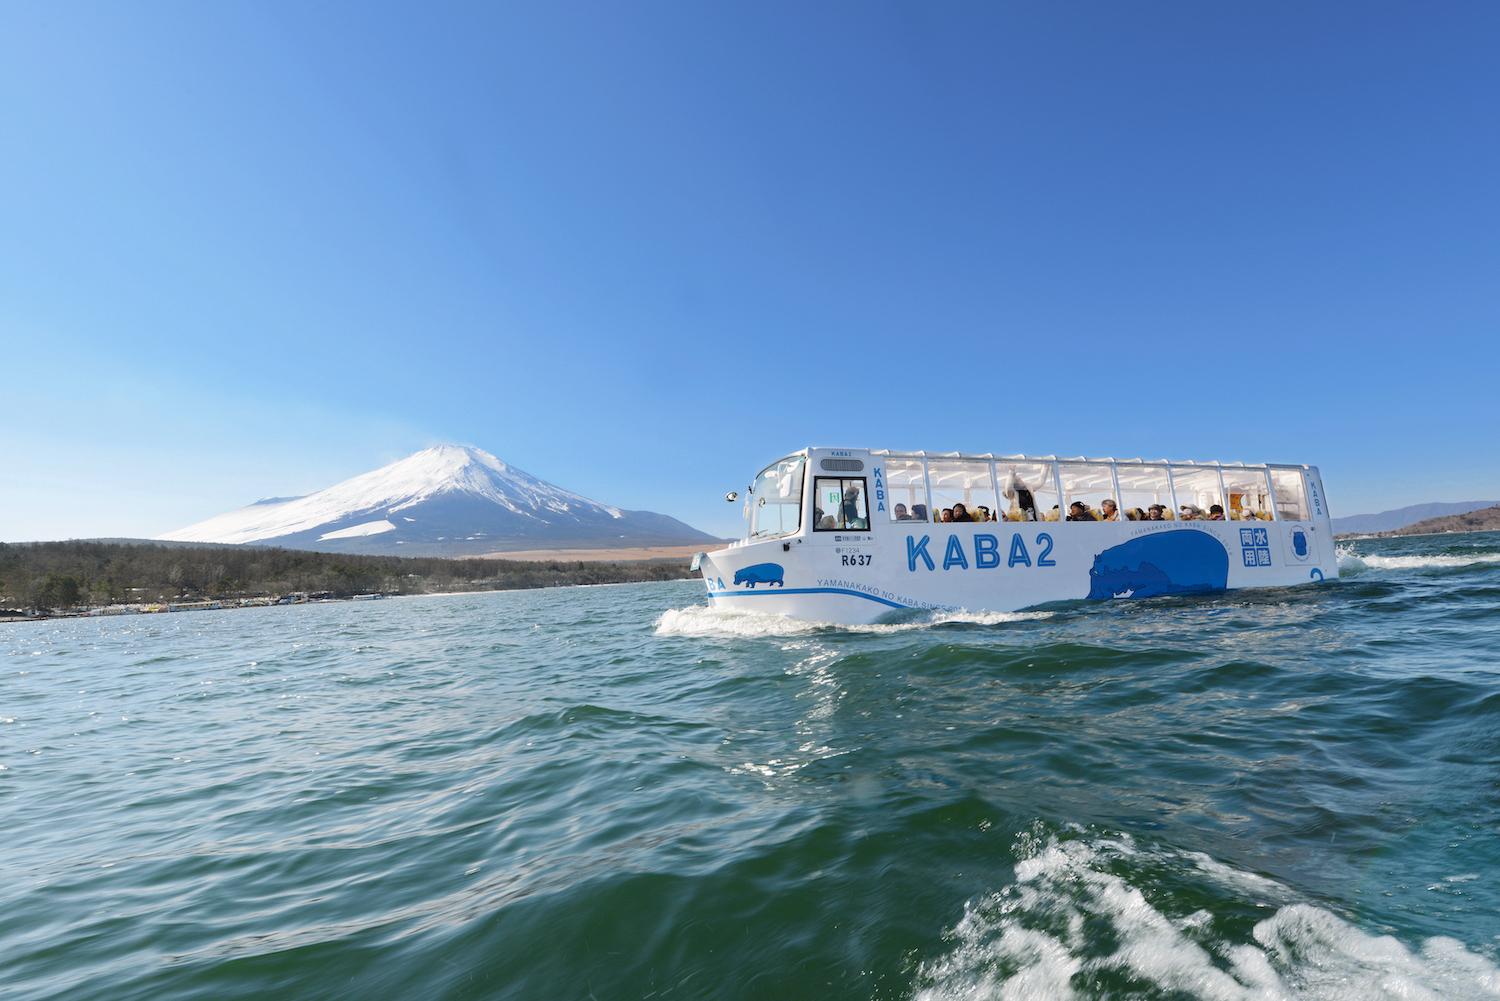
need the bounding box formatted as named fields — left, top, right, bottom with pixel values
left=996, top=461, right=1059, bottom=522
left=884, top=458, right=928, bottom=522
left=1170, top=467, right=1225, bottom=521
left=749, top=455, right=805, bottom=539
left=1223, top=468, right=1272, bottom=521
left=1115, top=464, right=1173, bottom=521
left=1059, top=463, right=1117, bottom=522
left=927, top=459, right=998, bottom=522
left=1271, top=468, right=1310, bottom=521
left=813, top=477, right=869, bottom=531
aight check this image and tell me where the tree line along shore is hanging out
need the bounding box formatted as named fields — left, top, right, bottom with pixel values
left=0, top=541, right=695, bottom=619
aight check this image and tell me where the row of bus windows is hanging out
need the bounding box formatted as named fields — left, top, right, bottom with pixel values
left=749, top=455, right=1313, bottom=540
left=883, top=460, right=1312, bottom=525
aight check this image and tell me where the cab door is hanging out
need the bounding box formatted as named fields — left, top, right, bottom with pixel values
left=809, top=472, right=873, bottom=535
left=807, top=460, right=878, bottom=571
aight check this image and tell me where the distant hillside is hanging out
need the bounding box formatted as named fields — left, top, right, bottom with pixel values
left=1331, top=500, right=1499, bottom=536
left=1374, top=505, right=1500, bottom=538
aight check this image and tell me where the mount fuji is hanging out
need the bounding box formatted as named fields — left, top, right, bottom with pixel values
left=158, top=445, right=717, bottom=556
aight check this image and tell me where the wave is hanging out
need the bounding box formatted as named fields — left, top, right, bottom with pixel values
left=653, top=604, right=1051, bottom=639
left=1337, top=545, right=1500, bottom=575
left=913, top=826, right=1500, bottom=1000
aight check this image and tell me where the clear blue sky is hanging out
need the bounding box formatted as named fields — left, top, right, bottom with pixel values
left=4, top=2, right=1497, bottom=541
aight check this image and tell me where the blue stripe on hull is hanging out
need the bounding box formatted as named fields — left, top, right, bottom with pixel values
left=708, top=587, right=909, bottom=610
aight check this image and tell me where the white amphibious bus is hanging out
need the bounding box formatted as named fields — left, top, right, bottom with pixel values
left=692, top=447, right=1335, bottom=625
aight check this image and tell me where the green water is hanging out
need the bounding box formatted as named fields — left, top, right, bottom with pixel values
left=3, top=533, right=1498, bottom=999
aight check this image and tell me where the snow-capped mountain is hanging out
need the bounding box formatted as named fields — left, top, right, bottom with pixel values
left=158, top=445, right=716, bottom=556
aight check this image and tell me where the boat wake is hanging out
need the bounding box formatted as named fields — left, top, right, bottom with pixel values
left=914, top=825, right=1500, bottom=1001
left=653, top=604, right=1051, bottom=639
left=1337, top=545, right=1500, bottom=575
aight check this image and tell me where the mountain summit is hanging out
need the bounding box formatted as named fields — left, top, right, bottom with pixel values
left=158, top=445, right=716, bottom=556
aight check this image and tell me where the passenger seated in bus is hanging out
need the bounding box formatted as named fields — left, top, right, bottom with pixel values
left=940, top=508, right=954, bottom=522
left=1147, top=504, right=1166, bottom=521
left=911, top=504, right=927, bottom=522
left=951, top=503, right=974, bottom=522
left=893, top=503, right=910, bottom=521
left=1066, top=501, right=1096, bottom=522
left=1045, top=505, right=1060, bottom=522
left=1100, top=499, right=1119, bottom=522
left=1128, top=507, right=1146, bottom=521
left=1000, top=471, right=1038, bottom=521
left=1207, top=504, right=1225, bottom=521
left=818, top=514, right=836, bottom=530
left=1179, top=505, right=1201, bottom=521
left=976, top=505, right=992, bottom=522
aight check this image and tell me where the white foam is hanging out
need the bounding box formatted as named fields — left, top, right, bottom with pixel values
left=654, top=605, right=827, bottom=638
left=1335, top=546, right=1368, bottom=574
left=653, top=604, right=1050, bottom=639
left=1356, top=553, right=1500, bottom=571
left=917, top=609, right=1055, bottom=629
left=1253, top=905, right=1500, bottom=999
left=1337, top=544, right=1500, bottom=574
left=912, top=829, right=1500, bottom=1001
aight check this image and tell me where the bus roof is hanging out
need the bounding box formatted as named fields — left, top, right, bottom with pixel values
left=847, top=448, right=1312, bottom=470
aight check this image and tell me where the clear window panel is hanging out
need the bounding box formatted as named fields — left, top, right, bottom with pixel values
left=927, top=460, right=999, bottom=523
left=1115, top=464, right=1174, bottom=521
left=1059, top=463, right=1119, bottom=522
left=884, top=458, right=927, bottom=522
left=813, top=477, right=869, bottom=531
left=749, top=455, right=805, bottom=539
left=996, top=460, right=1059, bottom=522
left=1223, top=468, right=1273, bottom=521
left=1271, top=468, right=1310, bottom=521
left=1170, top=467, right=1226, bottom=521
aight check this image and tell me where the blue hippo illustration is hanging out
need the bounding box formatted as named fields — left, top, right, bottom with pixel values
left=733, top=562, right=785, bottom=588
left=1087, top=531, right=1229, bottom=600
left=1292, top=530, right=1309, bottom=558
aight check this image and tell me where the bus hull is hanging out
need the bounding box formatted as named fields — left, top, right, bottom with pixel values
left=698, top=513, right=1335, bottom=626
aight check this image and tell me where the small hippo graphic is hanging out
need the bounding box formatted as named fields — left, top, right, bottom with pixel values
left=733, top=563, right=785, bottom=588
left=1087, top=531, right=1229, bottom=601
left=1292, top=530, right=1309, bottom=558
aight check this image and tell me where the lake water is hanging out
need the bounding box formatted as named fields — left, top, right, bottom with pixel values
left=4, top=533, right=1499, bottom=1000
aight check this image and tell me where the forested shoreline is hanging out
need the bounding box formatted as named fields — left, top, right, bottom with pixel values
left=0, top=541, right=692, bottom=615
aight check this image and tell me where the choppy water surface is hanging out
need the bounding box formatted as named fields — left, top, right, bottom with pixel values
left=3, top=533, right=1499, bottom=1000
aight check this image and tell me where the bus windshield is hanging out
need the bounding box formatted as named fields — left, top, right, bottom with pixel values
left=748, top=455, right=805, bottom=539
